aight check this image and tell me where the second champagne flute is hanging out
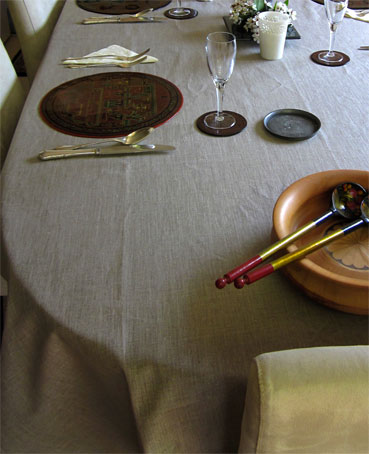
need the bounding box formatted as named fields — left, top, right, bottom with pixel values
left=205, top=32, right=237, bottom=129
left=318, top=0, right=348, bottom=63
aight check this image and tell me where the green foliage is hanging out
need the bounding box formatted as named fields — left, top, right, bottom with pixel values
left=254, top=0, right=265, bottom=10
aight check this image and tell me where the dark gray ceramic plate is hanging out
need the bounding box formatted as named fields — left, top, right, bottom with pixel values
left=263, top=109, right=321, bottom=140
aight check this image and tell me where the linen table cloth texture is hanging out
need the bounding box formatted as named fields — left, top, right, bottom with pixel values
left=1, top=0, right=369, bottom=452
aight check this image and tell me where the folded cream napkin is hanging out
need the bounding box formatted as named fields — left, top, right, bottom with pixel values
left=62, top=45, right=158, bottom=65
left=345, top=8, right=369, bottom=23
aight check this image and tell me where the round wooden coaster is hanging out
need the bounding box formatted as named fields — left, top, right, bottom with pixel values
left=196, top=111, right=247, bottom=137
left=311, top=0, right=369, bottom=8
left=310, top=51, right=350, bottom=67
left=164, top=8, right=198, bottom=19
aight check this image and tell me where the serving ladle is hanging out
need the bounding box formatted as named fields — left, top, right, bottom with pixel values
left=52, top=127, right=154, bottom=151
left=239, top=196, right=369, bottom=287
left=215, top=182, right=367, bottom=289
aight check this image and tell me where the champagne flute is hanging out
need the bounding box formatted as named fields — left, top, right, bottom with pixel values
left=205, top=32, right=237, bottom=129
left=318, top=0, right=348, bottom=63
left=167, top=0, right=191, bottom=17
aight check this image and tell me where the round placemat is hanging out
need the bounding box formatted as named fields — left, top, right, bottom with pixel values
left=196, top=111, right=247, bottom=136
left=76, top=0, right=171, bottom=15
left=310, top=51, right=350, bottom=67
left=311, top=0, right=369, bottom=8
left=164, top=8, right=198, bottom=19
left=40, top=72, right=183, bottom=138
left=263, top=109, right=321, bottom=140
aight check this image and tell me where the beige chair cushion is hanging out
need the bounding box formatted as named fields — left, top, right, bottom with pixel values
left=7, top=0, right=65, bottom=82
left=0, top=39, right=26, bottom=167
left=239, top=346, right=369, bottom=453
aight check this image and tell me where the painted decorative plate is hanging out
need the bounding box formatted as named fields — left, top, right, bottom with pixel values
left=40, top=72, right=183, bottom=138
left=76, top=0, right=171, bottom=15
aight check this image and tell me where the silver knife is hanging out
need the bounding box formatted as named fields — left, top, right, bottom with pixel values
left=82, top=16, right=166, bottom=24
left=39, top=144, right=175, bottom=160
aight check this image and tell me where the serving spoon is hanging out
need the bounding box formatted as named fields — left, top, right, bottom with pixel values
left=52, top=127, right=154, bottom=151
left=240, top=196, right=369, bottom=286
left=215, top=182, right=367, bottom=289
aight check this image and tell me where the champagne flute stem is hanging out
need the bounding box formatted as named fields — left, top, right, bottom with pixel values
left=328, top=23, right=337, bottom=56
left=215, top=82, right=225, bottom=121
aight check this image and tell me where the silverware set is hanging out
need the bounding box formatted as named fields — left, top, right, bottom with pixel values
left=64, top=55, right=149, bottom=69
left=63, top=48, right=152, bottom=68
left=38, top=127, right=176, bottom=161
left=81, top=8, right=166, bottom=24
left=64, top=48, right=150, bottom=63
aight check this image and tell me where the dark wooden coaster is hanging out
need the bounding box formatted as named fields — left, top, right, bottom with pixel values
left=196, top=111, right=247, bottom=137
left=76, top=0, right=171, bottom=15
left=310, top=51, right=350, bottom=67
left=164, top=8, right=198, bottom=19
left=311, top=0, right=369, bottom=8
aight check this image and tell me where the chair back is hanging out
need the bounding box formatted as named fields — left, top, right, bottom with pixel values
left=239, top=346, right=369, bottom=453
left=0, top=39, right=26, bottom=167
left=7, top=0, right=65, bottom=82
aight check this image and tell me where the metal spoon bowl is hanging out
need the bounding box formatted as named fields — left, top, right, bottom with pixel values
left=53, top=126, right=154, bottom=151
left=131, top=8, right=154, bottom=17
left=331, top=182, right=367, bottom=219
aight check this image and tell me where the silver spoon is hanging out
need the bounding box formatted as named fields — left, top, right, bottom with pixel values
left=53, top=127, right=154, bottom=150
left=132, top=8, right=154, bottom=17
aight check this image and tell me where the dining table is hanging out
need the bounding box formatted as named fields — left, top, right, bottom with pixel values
left=1, top=0, right=369, bottom=452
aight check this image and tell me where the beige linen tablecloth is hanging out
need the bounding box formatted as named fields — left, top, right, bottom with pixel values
left=1, top=1, right=369, bottom=452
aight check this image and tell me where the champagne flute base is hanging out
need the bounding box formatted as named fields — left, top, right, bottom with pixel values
left=317, top=50, right=344, bottom=63
left=204, top=112, right=236, bottom=129
left=167, top=8, right=191, bottom=16
left=164, top=8, right=198, bottom=19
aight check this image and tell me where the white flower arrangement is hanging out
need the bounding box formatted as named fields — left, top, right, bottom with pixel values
left=230, top=0, right=297, bottom=43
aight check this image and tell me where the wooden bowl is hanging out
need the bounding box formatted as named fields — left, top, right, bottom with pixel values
left=273, top=170, right=369, bottom=315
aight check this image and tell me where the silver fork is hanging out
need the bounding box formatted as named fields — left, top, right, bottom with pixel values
left=64, top=48, right=150, bottom=63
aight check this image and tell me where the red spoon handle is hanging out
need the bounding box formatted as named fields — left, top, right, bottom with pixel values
left=244, top=264, right=275, bottom=284
left=225, top=255, right=263, bottom=282
left=215, top=255, right=263, bottom=288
